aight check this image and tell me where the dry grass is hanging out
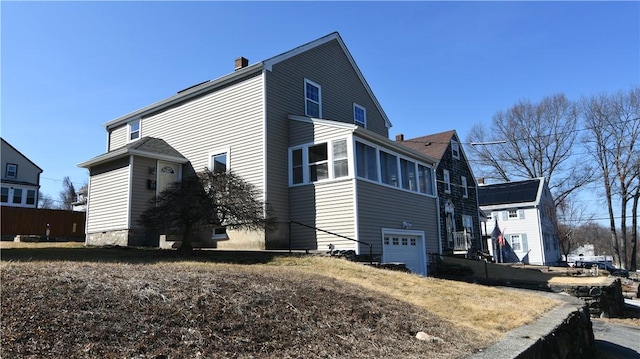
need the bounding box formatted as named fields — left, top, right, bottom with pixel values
left=0, top=243, right=562, bottom=358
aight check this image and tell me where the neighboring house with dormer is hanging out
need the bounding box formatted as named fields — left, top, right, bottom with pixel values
left=478, top=177, right=561, bottom=265
left=1, top=138, right=42, bottom=208
left=79, top=32, right=440, bottom=276
left=396, top=130, right=482, bottom=257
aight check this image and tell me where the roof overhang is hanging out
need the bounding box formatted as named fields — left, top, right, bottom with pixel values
left=78, top=148, right=189, bottom=169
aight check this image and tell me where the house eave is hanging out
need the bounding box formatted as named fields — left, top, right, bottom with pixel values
left=104, top=64, right=264, bottom=130
left=78, top=148, right=189, bottom=169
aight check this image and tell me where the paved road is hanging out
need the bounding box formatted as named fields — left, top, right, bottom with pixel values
left=592, top=319, right=640, bottom=358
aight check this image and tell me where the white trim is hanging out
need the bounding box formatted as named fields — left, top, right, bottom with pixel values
left=461, top=176, right=468, bottom=198
left=443, top=169, right=451, bottom=194
left=350, top=135, right=360, bottom=255
left=85, top=175, right=92, bottom=242
left=304, top=78, right=322, bottom=118
left=261, top=70, right=268, bottom=219
left=208, top=147, right=231, bottom=173
left=127, top=118, right=141, bottom=143
left=128, top=150, right=189, bottom=164
left=353, top=103, right=367, bottom=128
left=451, top=139, right=460, bottom=159
left=126, top=155, right=133, bottom=229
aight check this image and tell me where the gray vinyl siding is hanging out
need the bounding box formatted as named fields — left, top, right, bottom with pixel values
left=136, top=73, right=264, bottom=189
left=87, top=159, right=130, bottom=233
left=289, top=179, right=355, bottom=250
left=129, top=156, right=158, bottom=229
left=265, top=38, right=387, bottom=248
left=109, top=125, right=127, bottom=151
left=356, top=180, right=439, bottom=255
left=288, top=120, right=352, bottom=147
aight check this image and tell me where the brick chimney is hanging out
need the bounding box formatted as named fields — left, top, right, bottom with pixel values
left=235, top=57, right=248, bottom=71
left=395, top=134, right=405, bottom=142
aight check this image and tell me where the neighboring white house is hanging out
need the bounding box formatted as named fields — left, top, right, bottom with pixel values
left=1, top=138, right=42, bottom=208
left=78, top=32, right=440, bottom=276
left=478, top=177, right=561, bottom=266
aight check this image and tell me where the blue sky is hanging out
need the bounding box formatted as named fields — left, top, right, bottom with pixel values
left=2, top=1, right=639, bottom=207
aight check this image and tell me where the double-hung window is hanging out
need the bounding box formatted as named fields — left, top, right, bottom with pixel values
left=417, top=164, right=434, bottom=195
left=290, top=138, right=348, bottom=185
left=332, top=139, right=348, bottom=178
left=451, top=140, right=460, bottom=159
left=211, top=151, right=228, bottom=173
left=308, top=143, right=329, bottom=182
left=6, top=164, right=17, bottom=179
left=355, top=141, right=378, bottom=181
left=400, top=158, right=416, bottom=191
left=461, top=176, right=468, bottom=198
left=26, top=190, right=36, bottom=205
left=443, top=169, right=451, bottom=193
left=379, top=151, right=398, bottom=187
left=509, top=234, right=528, bottom=252
left=304, top=79, right=321, bottom=118
left=128, top=119, right=141, bottom=141
left=354, top=103, right=366, bottom=127
left=12, top=188, right=22, bottom=204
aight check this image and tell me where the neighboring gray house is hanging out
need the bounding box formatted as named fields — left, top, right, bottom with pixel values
left=79, top=32, right=440, bottom=275
left=397, top=130, right=482, bottom=257
left=478, top=177, right=561, bottom=266
left=1, top=138, right=42, bottom=208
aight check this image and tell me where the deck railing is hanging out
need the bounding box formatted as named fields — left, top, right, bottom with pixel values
left=453, top=231, right=472, bottom=251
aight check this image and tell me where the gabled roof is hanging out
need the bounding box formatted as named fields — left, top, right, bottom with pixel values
left=78, top=137, right=188, bottom=168
left=398, top=130, right=456, bottom=160
left=477, top=178, right=543, bottom=207
left=105, top=32, right=391, bottom=130
left=1, top=137, right=43, bottom=173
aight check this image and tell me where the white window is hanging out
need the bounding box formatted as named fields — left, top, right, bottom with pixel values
left=309, top=143, right=329, bottom=182
left=379, top=151, right=398, bottom=187
left=355, top=141, right=378, bottom=181
left=128, top=119, right=141, bottom=141
left=1, top=187, right=8, bottom=203
left=289, top=138, right=348, bottom=185
left=400, top=158, right=416, bottom=191
left=462, top=215, right=474, bottom=238
left=332, top=139, right=348, bottom=178
left=6, top=164, right=17, bottom=179
left=509, top=234, right=528, bottom=252
left=12, top=188, right=22, bottom=204
left=354, top=103, right=366, bottom=127
left=304, top=79, right=321, bottom=118
left=451, top=140, right=460, bottom=159
left=443, top=169, right=451, bottom=193
left=417, top=164, right=434, bottom=195
left=505, top=209, right=525, bottom=220
left=210, top=150, right=229, bottom=173
left=461, top=176, right=468, bottom=198
left=26, top=190, right=36, bottom=205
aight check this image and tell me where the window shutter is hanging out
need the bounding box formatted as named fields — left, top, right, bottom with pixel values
left=502, top=211, right=508, bottom=221
left=519, top=209, right=525, bottom=219
left=521, top=233, right=528, bottom=251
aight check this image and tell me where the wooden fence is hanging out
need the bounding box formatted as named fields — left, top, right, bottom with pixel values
left=1, top=206, right=85, bottom=239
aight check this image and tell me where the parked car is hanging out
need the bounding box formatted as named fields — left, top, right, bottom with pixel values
left=573, top=261, right=629, bottom=278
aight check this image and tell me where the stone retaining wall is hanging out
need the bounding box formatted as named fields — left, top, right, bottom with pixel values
left=469, top=293, right=595, bottom=359
left=550, top=279, right=625, bottom=318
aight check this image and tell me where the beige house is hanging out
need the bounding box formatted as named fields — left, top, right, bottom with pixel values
left=79, top=32, right=440, bottom=275
left=1, top=138, right=42, bottom=208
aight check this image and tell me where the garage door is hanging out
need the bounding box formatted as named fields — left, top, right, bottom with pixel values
left=382, top=231, right=427, bottom=276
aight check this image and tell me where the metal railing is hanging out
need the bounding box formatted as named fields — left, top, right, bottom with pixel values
left=288, top=220, right=373, bottom=264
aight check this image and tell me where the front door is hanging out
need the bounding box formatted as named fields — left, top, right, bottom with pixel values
left=445, top=213, right=454, bottom=249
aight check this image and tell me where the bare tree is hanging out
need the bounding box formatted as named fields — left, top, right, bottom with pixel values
left=58, top=176, right=77, bottom=210
left=582, top=87, right=640, bottom=269
left=139, top=169, right=276, bottom=252
left=38, top=191, right=55, bottom=209
left=466, top=94, right=592, bottom=207
left=556, top=195, right=594, bottom=260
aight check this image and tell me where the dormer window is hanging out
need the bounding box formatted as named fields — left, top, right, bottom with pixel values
left=128, top=119, right=141, bottom=142
left=451, top=140, right=460, bottom=159
left=304, top=79, right=321, bottom=118
left=354, top=103, right=366, bottom=127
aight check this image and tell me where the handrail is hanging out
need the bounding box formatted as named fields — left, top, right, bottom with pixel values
left=288, top=220, right=373, bottom=264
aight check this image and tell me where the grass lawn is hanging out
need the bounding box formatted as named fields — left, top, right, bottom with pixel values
left=1, top=242, right=560, bottom=358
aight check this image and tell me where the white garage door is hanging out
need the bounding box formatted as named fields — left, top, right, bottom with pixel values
left=382, top=231, right=427, bottom=276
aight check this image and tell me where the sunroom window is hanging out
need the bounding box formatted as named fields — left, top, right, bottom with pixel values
left=290, top=138, right=348, bottom=185
left=356, top=141, right=378, bottom=181
left=400, top=158, right=416, bottom=191
left=308, top=143, right=328, bottom=181
left=332, top=139, right=348, bottom=178
left=379, top=151, right=398, bottom=187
